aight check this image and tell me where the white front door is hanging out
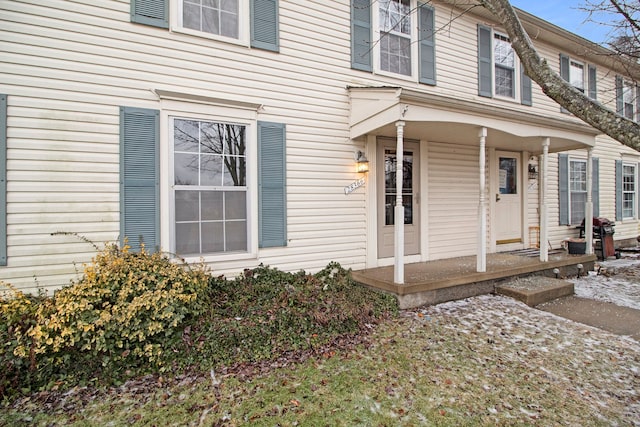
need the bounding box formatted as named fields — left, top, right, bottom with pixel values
left=495, top=151, right=522, bottom=245
left=377, top=138, right=420, bottom=258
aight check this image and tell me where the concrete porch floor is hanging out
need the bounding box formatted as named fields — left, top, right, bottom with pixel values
left=352, top=251, right=596, bottom=309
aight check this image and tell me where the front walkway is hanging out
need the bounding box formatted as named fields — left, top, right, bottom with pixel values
left=352, top=251, right=596, bottom=309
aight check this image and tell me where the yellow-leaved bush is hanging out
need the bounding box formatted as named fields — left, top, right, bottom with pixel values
left=1, top=244, right=209, bottom=396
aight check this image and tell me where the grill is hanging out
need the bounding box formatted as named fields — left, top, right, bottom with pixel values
left=579, top=217, right=618, bottom=260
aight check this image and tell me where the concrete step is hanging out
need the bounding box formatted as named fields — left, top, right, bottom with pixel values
left=495, top=276, right=574, bottom=307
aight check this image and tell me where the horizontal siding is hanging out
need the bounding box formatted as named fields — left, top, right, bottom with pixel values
left=427, top=142, right=480, bottom=259
left=0, top=0, right=636, bottom=292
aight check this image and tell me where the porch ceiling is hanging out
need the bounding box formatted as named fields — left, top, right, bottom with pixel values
left=348, top=87, right=601, bottom=154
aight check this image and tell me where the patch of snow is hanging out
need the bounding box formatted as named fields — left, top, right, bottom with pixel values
left=569, top=255, right=640, bottom=311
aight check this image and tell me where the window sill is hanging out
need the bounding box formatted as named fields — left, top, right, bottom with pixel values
left=170, top=25, right=249, bottom=48
left=179, top=250, right=257, bottom=264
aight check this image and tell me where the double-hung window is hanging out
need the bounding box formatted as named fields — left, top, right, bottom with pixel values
left=623, top=164, right=636, bottom=219
left=379, top=0, right=412, bottom=76
left=560, top=54, right=597, bottom=112
left=493, top=33, right=515, bottom=98
left=616, top=76, right=639, bottom=122
left=478, top=26, right=531, bottom=104
left=351, top=0, right=436, bottom=84
left=172, top=118, right=248, bottom=255
left=569, top=60, right=585, bottom=93
left=569, top=159, right=587, bottom=225
left=181, top=0, right=240, bottom=39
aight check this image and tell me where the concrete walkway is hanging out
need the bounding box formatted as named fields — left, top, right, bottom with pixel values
left=538, top=296, right=640, bottom=340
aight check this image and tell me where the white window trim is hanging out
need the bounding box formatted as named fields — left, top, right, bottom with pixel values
left=170, top=0, right=250, bottom=47
left=568, top=158, right=587, bottom=225
left=491, top=30, right=521, bottom=103
left=159, top=100, right=258, bottom=264
left=372, top=0, right=419, bottom=82
left=622, top=162, right=637, bottom=220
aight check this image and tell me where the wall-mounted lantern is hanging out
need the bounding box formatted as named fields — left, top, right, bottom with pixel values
left=528, top=163, right=538, bottom=180
left=355, top=150, right=369, bottom=173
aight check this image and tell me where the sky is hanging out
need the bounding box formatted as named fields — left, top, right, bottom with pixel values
left=510, top=0, right=614, bottom=45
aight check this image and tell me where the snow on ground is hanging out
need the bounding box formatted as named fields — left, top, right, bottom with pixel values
left=569, top=253, right=640, bottom=310
left=412, top=294, right=640, bottom=425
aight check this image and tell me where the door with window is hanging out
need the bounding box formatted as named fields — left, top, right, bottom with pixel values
left=495, top=152, right=522, bottom=244
left=377, top=138, right=420, bottom=258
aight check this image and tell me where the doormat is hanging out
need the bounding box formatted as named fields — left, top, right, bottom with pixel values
left=504, top=248, right=565, bottom=258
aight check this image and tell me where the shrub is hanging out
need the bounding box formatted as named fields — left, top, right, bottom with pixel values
left=186, top=262, right=397, bottom=368
left=0, top=244, right=210, bottom=397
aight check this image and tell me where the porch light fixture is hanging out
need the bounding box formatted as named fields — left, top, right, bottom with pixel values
left=528, top=163, right=538, bottom=180
left=355, top=150, right=369, bottom=173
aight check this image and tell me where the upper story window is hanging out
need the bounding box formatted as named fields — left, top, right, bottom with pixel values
left=379, top=0, right=412, bottom=76
left=569, top=60, right=585, bottom=93
left=181, top=0, right=240, bottom=39
left=560, top=54, right=597, bottom=110
left=493, top=33, right=515, bottom=98
left=478, top=25, right=532, bottom=105
left=616, top=76, right=638, bottom=122
left=623, top=81, right=635, bottom=120
left=350, top=0, right=435, bottom=84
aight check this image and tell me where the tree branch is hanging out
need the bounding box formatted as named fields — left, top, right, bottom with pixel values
left=478, top=0, right=640, bottom=151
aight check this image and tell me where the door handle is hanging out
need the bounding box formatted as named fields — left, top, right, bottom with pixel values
left=496, top=193, right=501, bottom=202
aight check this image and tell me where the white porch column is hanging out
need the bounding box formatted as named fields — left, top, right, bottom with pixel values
left=585, top=148, right=594, bottom=254
left=540, top=138, right=550, bottom=262
left=477, top=127, right=487, bottom=272
left=394, top=121, right=406, bottom=284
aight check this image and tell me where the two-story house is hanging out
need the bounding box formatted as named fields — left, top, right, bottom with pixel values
left=0, top=0, right=638, bottom=294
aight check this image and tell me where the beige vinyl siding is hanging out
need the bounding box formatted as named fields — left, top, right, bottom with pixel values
left=0, top=0, right=369, bottom=291
left=427, top=142, right=480, bottom=259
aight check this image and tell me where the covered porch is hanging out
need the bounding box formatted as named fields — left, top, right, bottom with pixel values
left=352, top=251, right=596, bottom=309
left=349, top=86, right=601, bottom=287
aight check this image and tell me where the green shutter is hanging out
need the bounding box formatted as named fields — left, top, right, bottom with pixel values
left=418, top=4, right=436, bottom=85
left=120, top=107, right=160, bottom=252
left=251, top=0, right=279, bottom=52
left=559, top=54, right=570, bottom=113
left=258, top=121, right=286, bottom=248
left=521, top=69, right=532, bottom=106
left=0, top=95, right=6, bottom=266
left=558, top=153, right=569, bottom=226
left=351, top=0, right=372, bottom=72
left=592, top=158, right=599, bottom=218
left=616, top=75, right=624, bottom=115
left=588, top=64, right=597, bottom=100
left=477, top=25, right=492, bottom=98
left=131, top=0, right=168, bottom=28
left=615, top=159, right=623, bottom=220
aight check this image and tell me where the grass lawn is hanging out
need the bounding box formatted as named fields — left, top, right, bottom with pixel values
left=3, top=294, right=639, bottom=426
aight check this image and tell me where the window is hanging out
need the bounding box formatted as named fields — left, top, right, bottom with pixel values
left=351, top=0, right=435, bottom=84
left=569, top=159, right=587, bottom=225
left=623, top=164, right=636, bottom=218
left=181, top=0, right=239, bottom=39
left=569, top=60, right=584, bottom=93
left=559, top=154, right=599, bottom=226
left=560, top=54, right=597, bottom=107
left=172, top=118, right=248, bottom=255
left=477, top=25, right=531, bottom=104
left=494, top=33, right=515, bottom=98
left=623, top=81, right=635, bottom=120
left=379, top=0, right=412, bottom=76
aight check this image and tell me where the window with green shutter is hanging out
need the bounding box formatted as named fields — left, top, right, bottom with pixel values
left=120, top=107, right=160, bottom=252
left=351, top=0, right=437, bottom=84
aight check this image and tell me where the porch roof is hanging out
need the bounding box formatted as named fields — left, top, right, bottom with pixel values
left=348, top=87, right=601, bottom=154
